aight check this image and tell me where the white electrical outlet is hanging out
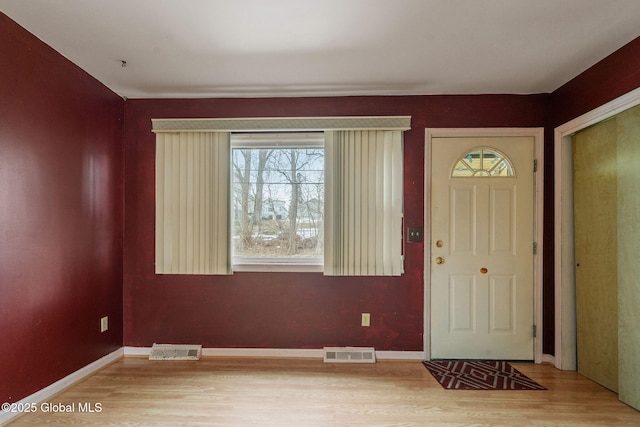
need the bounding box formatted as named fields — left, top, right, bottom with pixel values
left=100, top=316, right=108, bottom=333
left=361, top=313, right=371, bottom=327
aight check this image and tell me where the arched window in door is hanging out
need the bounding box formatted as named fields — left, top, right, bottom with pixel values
left=451, top=147, right=515, bottom=177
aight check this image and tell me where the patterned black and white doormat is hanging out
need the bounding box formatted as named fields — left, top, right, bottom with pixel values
left=423, top=360, right=546, bottom=390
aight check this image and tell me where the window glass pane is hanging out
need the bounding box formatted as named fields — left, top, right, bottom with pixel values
left=452, top=148, right=514, bottom=177
left=232, top=143, right=324, bottom=261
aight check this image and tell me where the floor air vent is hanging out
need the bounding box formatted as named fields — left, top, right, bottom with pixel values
left=323, top=347, right=376, bottom=363
left=149, top=344, right=202, bottom=360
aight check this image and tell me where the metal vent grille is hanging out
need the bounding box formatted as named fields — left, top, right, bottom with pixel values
left=323, top=347, right=376, bottom=364
left=149, top=344, right=202, bottom=360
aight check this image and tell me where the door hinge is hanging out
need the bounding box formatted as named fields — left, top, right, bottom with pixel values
left=533, top=242, right=537, bottom=254
left=533, top=159, right=537, bottom=172
left=532, top=325, right=537, bottom=338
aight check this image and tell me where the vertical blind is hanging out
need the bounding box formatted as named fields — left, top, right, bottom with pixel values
left=155, top=132, right=231, bottom=274
left=324, top=130, right=404, bottom=276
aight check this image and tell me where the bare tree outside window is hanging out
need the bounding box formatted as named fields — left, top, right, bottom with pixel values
left=231, top=134, right=324, bottom=261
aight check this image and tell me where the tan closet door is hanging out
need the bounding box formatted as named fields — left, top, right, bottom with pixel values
left=573, top=120, right=618, bottom=392
left=616, top=105, right=640, bottom=410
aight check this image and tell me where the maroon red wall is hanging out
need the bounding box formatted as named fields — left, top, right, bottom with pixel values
left=0, top=14, right=124, bottom=403
left=551, top=36, right=640, bottom=126
left=123, top=95, right=548, bottom=351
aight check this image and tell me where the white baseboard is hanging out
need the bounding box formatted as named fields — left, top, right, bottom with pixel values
left=375, top=351, right=425, bottom=360
left=203, top=348, right=324, bottom=358
left=123, top=346, right=153, bottom=357
left=124, top=346, right=425, bottom=361
left=125, top=346, right=323, bottom=358
left=541, top=353, right=555, bottom=365
left=0, top=348, right=123, bottom=426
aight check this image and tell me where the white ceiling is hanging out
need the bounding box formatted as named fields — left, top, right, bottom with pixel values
left=2, top=0, right=640, bottom=99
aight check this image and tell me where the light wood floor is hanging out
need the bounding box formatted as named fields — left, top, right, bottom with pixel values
left=8, top=357, right=640, bottom=426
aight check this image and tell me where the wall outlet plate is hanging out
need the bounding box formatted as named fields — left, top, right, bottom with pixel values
left=100, top=316, right=108, bottom=333
left=361, top=313, right=371, bottom=327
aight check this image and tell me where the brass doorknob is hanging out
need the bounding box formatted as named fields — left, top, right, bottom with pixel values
left=435, top=257, right=445, bottom=265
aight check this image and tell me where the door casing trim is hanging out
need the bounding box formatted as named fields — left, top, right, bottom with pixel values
left=424, top=128, right=545, bottom=363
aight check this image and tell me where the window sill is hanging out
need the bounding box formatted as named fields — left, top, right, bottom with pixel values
left=232, top=257, right=323, bottom=273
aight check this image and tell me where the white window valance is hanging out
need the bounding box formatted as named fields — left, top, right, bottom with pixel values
left=152, top=116, right=411, bottom=133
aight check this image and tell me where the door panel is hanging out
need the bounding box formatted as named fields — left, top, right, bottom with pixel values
left=616, top=104, right=640, bottom=410
left=431, top=137, right=534, bottom=360
left=490, top=186, right=516, bottom=254
left=451, top=186, right=476, bottom=254
left=570, top=104, right=640, bottom=409
left=490, top=275, right=515, bottom=333
left=450, top=275, right=476, bottom=332
left=573, top=119, right=618, bottom=392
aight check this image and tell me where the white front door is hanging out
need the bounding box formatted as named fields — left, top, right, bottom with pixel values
left=430, top=137, right=535, bottom=360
